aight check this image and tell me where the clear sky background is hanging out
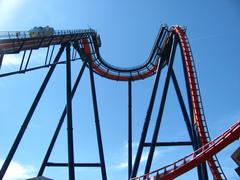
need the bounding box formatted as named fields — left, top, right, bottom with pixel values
left=0, top=0, right=239, bottom=179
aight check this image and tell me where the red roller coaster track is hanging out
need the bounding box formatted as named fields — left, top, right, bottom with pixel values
left=174, top=26, right=226, bottom=179
left=0, top=25, right=238, bottom=179
left=131, top=120, right=240, bottom=180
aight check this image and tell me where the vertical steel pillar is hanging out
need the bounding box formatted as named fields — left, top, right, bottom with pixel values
left=131, top=57, right=164, bottom=178
left=38, top=61, right=87, bottom=176
left=66, top=43, right=75, bottom=180
left=88, top=58, right=107, bottom=180
left=128, top=80, right=132, bottom=178
left=144, top=35, right=177, bottom=174
left=195, top=127, right=209, bottom=180
left=0, top=45, right=65, bottom=179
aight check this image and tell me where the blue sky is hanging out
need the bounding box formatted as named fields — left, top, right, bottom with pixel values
left=0, top=0, right=239, bottom=179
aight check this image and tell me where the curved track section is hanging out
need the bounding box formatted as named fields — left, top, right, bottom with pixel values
left=131, top=120, right=240, bottom=180
left=0, top=26, right=170, bottom=81
left=82, top=25, right=170, bottom=81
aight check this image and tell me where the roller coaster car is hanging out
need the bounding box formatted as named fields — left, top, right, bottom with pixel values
left=29, top=26, right=54, bottom=38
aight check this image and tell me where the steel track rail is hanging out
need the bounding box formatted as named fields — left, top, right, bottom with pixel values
left=0, top=26, right=170, bottom=81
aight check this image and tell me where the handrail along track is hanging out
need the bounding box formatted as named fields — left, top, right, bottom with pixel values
left=131, top=120, right=240, bottom=180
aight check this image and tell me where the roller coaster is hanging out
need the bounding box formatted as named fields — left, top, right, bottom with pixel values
left=0, top=25, right=239, bottom=180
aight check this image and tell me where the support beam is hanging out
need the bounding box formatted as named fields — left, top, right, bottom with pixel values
left=66, top=43, right=75, bottom=180
left=171, top=71, right=210, bottom=177
left=88, top=57, right=107, bottom=180
left=19, top=50, right=26, bottom=71
left=131, top=57, right=164, bottom=178
left=24, top=49, right=33, bottom=70
left=38, top=60, right=87, bottom=176
left=0, top=54, right=3, bottom=69
left=128, top=80, right=132, bottom=178
left=144, top=141, right=192, bottom=147
left=46, top=163, right=101, bottom=167
left=0, top=45, right=65, bottom=179
left=195, top=125, right=209, bottom=180
left=171, top=71, right=194, bottom=143
left=145, top=35, right=178, bottom=174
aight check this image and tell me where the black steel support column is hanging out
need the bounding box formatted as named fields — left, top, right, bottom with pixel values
left=0, top=54, right=3, bottom=69
left=131, top=57, right=164, bottom=178
left=66, top=43, right=75, bottom=180
left=128, top=80, right=132, bottom=178
left=144, top=141, right=192, bottom=146
left=171, top=71, right=194, bottom=142
left=172, top=70, right=209, bottom=179
left=195, top=125, right=209, bottom=180
left=88, top=58, right=107, bottom=180
left=38, top=60, right=87, bottom=176
left=46, top=163, right=101, bottom=167
left=0, top=45, right=65, bottom=179
left=144, top=35, right=177, bottom=174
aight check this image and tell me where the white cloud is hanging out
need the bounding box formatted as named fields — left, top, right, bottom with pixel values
left=1, top=49, right=49, bottom=67
left=0, top=0, right=25, bottom=27
left=111, top=143, right=135, bottom=170
left=112, top=142, right=175, bottom=170
left=115, top=161, right=128, bottom=169
left=2, top=54, right=22, bottom=66
left=0, top=160, right=36, bottom=180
